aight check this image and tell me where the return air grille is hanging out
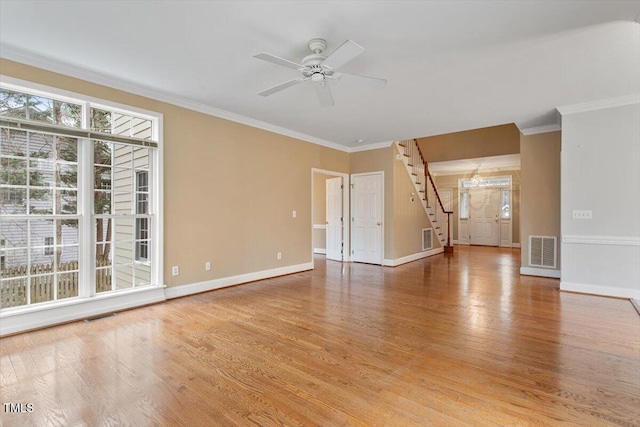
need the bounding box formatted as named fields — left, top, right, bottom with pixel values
left=422, top=228, right=433, bottom=251
left=529, top=236, right=557, bottom=268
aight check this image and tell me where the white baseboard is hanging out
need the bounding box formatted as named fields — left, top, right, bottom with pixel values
left=165, top=262, right=314, bottom=299
left=560, top=281, right=640, bottom=300
left=0, top=286, right=166, bottom=336
left=313, top=248, right=327, bottom=254
left=452, top=240, right=459, bottom=244
left=520, top=267, right=561, bottom=278
left=512, top=243, right=521, bottom=248
left=383, top=247, right=444, bottom=267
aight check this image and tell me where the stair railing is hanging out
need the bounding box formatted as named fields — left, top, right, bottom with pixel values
left=398, top=139, right=453, bottom=249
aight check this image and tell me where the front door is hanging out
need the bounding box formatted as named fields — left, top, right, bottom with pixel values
left=469, top=188, right=500, bottom=246
left=351, top=172, right=383, bottom=265
left=326, top=177, right=343, bottom=261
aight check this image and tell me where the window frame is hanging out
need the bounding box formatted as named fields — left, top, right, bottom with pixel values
left=43, top=237, right=54, bottom=255
left=134, top=170, right=150, bottom=263
left=0, top=75, right=163, bottom=314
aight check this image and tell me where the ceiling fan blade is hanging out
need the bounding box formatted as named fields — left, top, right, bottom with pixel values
left=321, top=40, right=364, bottom=70
left=339, top=72, right=387, bottom=90
left=253, top=53, right=304, bottom=70
left=315, top=84, right=334, bottom=107
left=258, top=78, right=305, bottom=97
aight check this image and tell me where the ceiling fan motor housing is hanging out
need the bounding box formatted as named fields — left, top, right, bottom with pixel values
left=307, top=38, right=327, bottom=54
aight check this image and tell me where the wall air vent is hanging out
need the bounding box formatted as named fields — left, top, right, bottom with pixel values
left=529, top=236, right=557, bottom=268
left=422, top=228, right=433, bottom=251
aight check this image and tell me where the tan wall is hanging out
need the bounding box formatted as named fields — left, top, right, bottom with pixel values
left=312, top=173, right=333, bottom=250
left=416, top=124, right=520, bottom=162
left=0, top=59, right=350, bottom=287
left=350, top=146, right=394, bottom=259
left=434, top=170, right=521, bottom=243
left=393, top=145, right=440, bottom=258
left=520, top=131, right=561, bottom=268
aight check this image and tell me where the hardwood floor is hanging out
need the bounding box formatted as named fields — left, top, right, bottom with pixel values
left=1, top=246, right=639, bottom=426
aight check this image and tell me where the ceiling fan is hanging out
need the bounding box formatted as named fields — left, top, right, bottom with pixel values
left=253, top=38, right=387, bottom=107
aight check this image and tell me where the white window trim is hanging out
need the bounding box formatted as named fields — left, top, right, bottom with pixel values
left=0, top=75, right=165, bottom=329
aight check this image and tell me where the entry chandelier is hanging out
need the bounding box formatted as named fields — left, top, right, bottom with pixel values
left=470, top=168, right=485, bottom=185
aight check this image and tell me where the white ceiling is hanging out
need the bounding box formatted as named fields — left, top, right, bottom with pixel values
left=1, top=1, right=639, bottom=150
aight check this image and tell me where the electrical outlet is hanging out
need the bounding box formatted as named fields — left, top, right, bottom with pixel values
left=172, top=266, right=179, bottom=276
left=277, top=252, right=282, bottom=260
left=205, top=262, right=211, bottom=271
left=572, top=210, right=593, bottom=220
left=292, top=210, right=297, bottom=218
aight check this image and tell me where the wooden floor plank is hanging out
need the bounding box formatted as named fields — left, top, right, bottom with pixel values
left=1, top=246, right=639, bottom=426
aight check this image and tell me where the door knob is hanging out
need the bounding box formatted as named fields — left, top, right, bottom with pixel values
left=377, top=222, right=381, bottom=226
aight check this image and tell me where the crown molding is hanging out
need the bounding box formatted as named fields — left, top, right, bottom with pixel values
left=556, top=94, right=640, bottom=116
left=0, top=44, right=353, bottom=152
left=519, top=123, right=561, bottom=135
left=349, top=140, right=393, bottom=153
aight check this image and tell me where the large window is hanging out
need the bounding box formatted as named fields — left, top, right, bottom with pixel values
left=0, top=81, right=160, bottom=311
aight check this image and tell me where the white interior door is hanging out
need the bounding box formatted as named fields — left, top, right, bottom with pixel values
left=351, top=173, right=383, bottom=264
left=326, top=177, right=343, bottom=261
left=469, top=188, right=500, bottom=246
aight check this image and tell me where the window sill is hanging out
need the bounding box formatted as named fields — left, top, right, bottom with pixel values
left=0, top=285, right=166, bottom=336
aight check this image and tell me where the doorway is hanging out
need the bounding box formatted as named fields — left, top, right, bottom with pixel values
left=458, top=175, right=512, bottom=247
left=311, top=169, right=350, bottom=265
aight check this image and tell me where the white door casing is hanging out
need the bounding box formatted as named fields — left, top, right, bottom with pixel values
left=351, top=172, right=383, bottom=265
left=469, top=188, right=500, bottom=246
left=326, top=177, right=343, bottom=261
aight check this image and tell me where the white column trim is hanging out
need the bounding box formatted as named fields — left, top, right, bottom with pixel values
left=562, top=235, right=640, bottom=246
left=557, top=94, right=640, bottom=116
left=560, top=281, right=640, bottom=300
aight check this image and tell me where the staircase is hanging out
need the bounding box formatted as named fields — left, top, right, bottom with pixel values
left=395, top=139, right=454, bottom=252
